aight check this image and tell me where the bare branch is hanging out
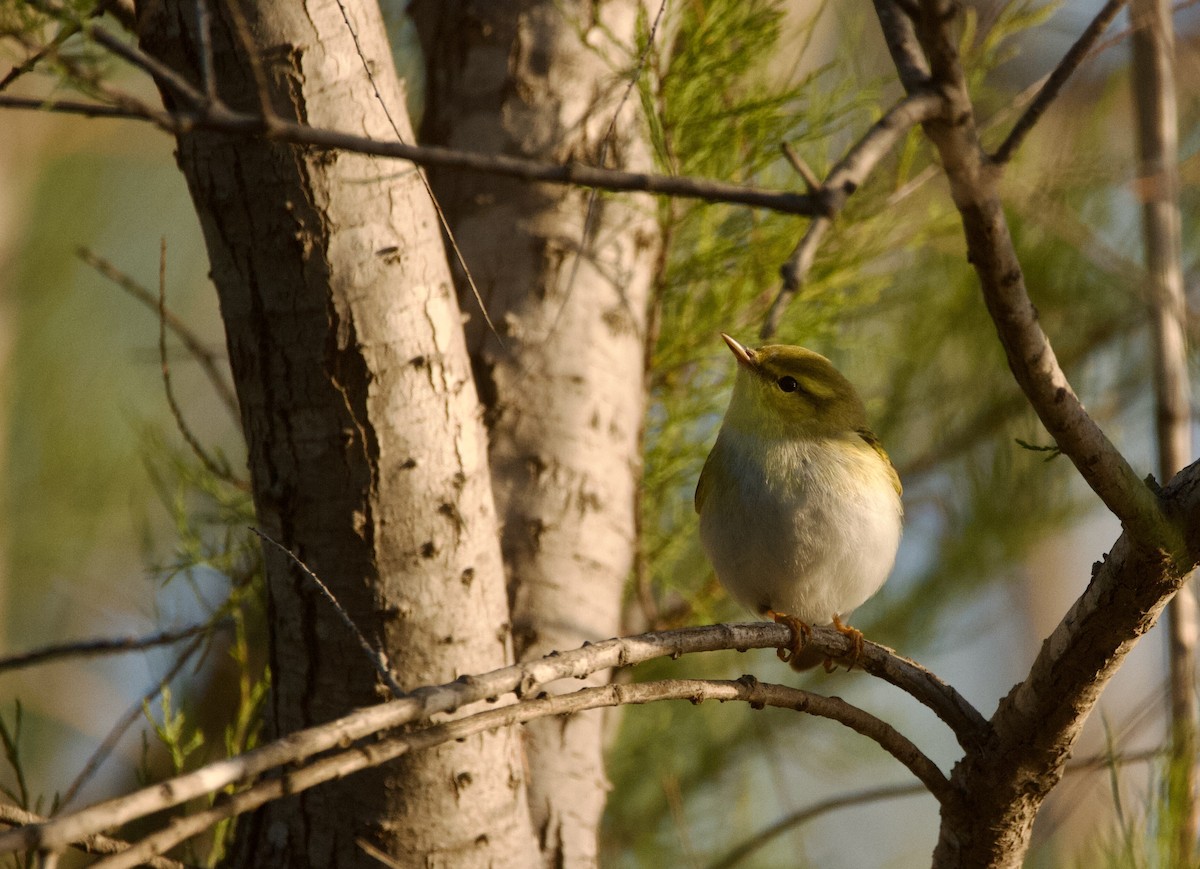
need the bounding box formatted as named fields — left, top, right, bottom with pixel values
left=0, top=622, right=219, bottom=675
left=709, top=746, right=1164, bottom=869
left=0, top=95, right=822, bottom=216
left=57, top=634, right=208, bottom=811
left=992, top=0, right=1126, bottom=164
left=0, top=94, right=155, bottom=120
left=91, top=679, right=950, bottom=869
left=779, top=142, right=821, bottom=194
left=251, top=528, right=405, bottom=699
left=708, top=782, right=927, bottom=869
left=85, top=24, right=206, bottom=109
left=0, top=805, right=188, bottom=869
left=0, top=621, right=982, bottom=856
left=77, top=247, right=240, bottom=418
left=155, top=238, right=242, bottom=487
left=761, top=91, right=944, bottom=338
left=193, top=0, right=216, bottom=104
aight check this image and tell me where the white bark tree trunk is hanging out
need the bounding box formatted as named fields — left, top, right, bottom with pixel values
left=411, top=3, right=663, bottom=864
left=136, top=1, right=538, bottom=866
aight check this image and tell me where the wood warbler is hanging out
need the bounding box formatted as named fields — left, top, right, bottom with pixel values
left=695, top=333, right=902, bottom=670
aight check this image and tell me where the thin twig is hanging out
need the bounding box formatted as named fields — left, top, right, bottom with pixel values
left=251, top=528, right=405, bottom=699
left=223, top=0, right=276, bottom=125
left=0, top=621, right=983, bottom=856
left=0, top=24, right=81, bottom=92
left=0, top=804, right=188, bottom=869
left=78, top=246, right=239, bottom=419
left=156, top=239, right=243, bottom=488
left=780, top=142, right=821, bottom=193
left=992, top=0, right=1127, bottom=164
left=0, top=94, right=153, bottom=119
left=84, top=24, right=205, bottom=109
left=708, top=745, right=1165, bottom=869
left=93, top=679, right=950, bottom=869
left=0, top=622, right=220, bottom=675
left=56, top=634, right=208, bottom=812
left=194, top=0, right=216, bottom=104
left=549, top=0, right=670, bottom=342
left=760, top=91, right=943, bottom=338
left=708, top=782, right=927, bottom=869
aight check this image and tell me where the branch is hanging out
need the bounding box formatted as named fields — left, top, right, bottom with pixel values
left=708, top=782, right=927, bottom=869
left=992, top=0, right=1126, bottom=164
left=709, top=745, right=1164, bottom=869
left=76, top=247, right=240, bottom=420
left=0, top=622, right=220, bottom=675
left=0, top=94, right=150, bottom=120
left=0, top=801, right=189, bottom=869
left=872, top=0, right=1179, bottom=557
left=0, top=85, right=822, bottom=218
left=761, top=91, right=945, bottom=338
left=251, top=528, right=404, bottom=698
left=89, top=679, right=950, bottom=869
left=57, top=634, right=208, bottom=811
left=0, top=622, right=982, bottom=855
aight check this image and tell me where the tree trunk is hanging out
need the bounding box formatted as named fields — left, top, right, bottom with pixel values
left=136, top=1, right=538, bottom=865
left=1131, top=0, right=1197, bottom=857
left=411, top=2, right=663, bottom=864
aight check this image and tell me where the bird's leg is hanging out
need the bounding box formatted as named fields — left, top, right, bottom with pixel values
left=767, top=610, right=812, bottom=665
left=828, top=614, right=865, bottom=671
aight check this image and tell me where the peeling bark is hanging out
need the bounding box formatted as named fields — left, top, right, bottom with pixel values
left=136, top=1, right=537, bottom=866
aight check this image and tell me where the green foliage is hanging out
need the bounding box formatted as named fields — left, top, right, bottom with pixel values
left=137, top=440, right=268, bottom=867
left=142, top=686, right=206, bottom=778
left=0, top=0, right=120, bottom=100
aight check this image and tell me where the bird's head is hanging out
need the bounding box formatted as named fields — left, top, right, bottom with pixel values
left=719, top=333, right=868, bottom=439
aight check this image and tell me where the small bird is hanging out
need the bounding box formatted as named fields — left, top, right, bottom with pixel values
left=695, top=333, right=902, bottom=670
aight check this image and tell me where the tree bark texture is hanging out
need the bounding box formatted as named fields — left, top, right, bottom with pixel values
left=136, top=1, right=538, bottom=866
left=411, top=3, right=663, bottom=865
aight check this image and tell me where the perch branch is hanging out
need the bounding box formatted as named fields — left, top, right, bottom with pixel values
left=93, top=679, right=950, bottom=869
left=0, top=622, right=981, bottom=856
left=0, top=805, right=187, bottom=869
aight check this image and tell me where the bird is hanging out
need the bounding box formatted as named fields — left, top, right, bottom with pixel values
left=695, top=333, right=902, bottom=670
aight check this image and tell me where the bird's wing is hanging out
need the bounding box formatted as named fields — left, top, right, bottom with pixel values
left=856, top=427, right=903, bottom=498
left=695, top=447, right=718, bottom=514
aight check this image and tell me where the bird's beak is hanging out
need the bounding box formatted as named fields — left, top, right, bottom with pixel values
left=721, top=333, right=757, bottom=369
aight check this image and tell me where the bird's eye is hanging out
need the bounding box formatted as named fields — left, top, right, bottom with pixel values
left=777, top=376, right=800, bottom=393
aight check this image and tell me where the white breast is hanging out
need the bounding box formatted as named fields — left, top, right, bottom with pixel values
left=699, top=433, right=902, bottom=626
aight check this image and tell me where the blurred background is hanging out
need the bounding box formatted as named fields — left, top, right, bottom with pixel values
left=1, top=1, right=1198, bottom=866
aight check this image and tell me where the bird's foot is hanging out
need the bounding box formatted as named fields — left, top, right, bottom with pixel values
left=767, top=610, right=812, bottom=666
left=826, top=614, right=865, bottom=672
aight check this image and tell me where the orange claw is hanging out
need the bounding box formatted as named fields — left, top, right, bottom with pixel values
left=768, top=610, right=812, bottom=665
left=830, top=614, right=865, bottom=671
